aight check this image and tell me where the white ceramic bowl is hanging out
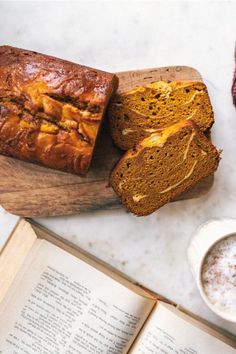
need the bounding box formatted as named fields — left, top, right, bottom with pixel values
left=187, top=218, right=236, bottom=322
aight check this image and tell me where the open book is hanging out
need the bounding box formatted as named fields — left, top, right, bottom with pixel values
left=0, top=219, right=235, bottom=354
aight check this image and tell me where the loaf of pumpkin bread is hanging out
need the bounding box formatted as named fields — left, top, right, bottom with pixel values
left=109, top=81, right=214, bottom=150
left=0, top=46, right=118, bottom=174
left=110, top=120, right=220, bottom=216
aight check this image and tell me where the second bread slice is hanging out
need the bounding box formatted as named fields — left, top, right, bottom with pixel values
left=109, top=81, right=214, bottom=150
left=110, top=120, right=220, bottom=216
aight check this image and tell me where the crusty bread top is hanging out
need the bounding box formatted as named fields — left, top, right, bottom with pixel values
left=0, top=46, right=118, bottom=107
left=0, top=46, right=118, bottom=174
left=120, top=80, right=203, bottom=96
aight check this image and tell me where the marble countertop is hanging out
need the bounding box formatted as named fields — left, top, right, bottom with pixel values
left=0, top=0, right=236, bottom=336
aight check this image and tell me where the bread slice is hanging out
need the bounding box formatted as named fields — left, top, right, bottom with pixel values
left=110, top=120, right=220, bottom=216
left=109, top=81, right=214, bottom=150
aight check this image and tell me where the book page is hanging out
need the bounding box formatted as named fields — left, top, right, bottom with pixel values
left=32, top=222, right=158, bottom=300
left=0, top=220, right=37, bottom=303
left=0, top=239, right=155, bottom=354
left=130, top=302, right=236, bottom=354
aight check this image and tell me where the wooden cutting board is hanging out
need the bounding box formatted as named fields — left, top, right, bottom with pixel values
left=0, top=66, right=214, bottom=217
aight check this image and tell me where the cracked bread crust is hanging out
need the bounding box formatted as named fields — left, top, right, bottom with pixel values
left=109, top=81, right=214, bottom=150
left=0, top=46, right=118, bottom=174
left=110, top=120, right=220, bottom=216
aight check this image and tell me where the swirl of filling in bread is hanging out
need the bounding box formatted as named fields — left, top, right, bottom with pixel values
left=110, top=120, right=220, bottom=216
left=109, top=81, right=214, bottom=150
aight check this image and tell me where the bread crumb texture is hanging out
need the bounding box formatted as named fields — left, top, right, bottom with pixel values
left=109, top=81, right=214, bottom=150
left=110, top=120, right=220, bottom=216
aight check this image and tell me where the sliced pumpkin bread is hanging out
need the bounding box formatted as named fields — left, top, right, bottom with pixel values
left=109, top=81, right=214, bottom=150
left=110, top=120, right=220, bottom=216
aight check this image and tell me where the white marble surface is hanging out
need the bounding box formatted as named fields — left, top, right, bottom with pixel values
left=0, top=0, right=236, bottom=336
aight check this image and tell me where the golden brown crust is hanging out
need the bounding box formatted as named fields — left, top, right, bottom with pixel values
left=110, top=120, right=220, bottom=216
left=109, top=81, right=214, bottom=150
left=0, top=46, right=118, bottom=174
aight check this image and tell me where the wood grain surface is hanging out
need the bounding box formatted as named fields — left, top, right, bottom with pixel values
left=0, top=66, right=214, bottom=217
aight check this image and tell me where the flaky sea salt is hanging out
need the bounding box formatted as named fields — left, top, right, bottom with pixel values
left=201, top=235, right=236, bottom=316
